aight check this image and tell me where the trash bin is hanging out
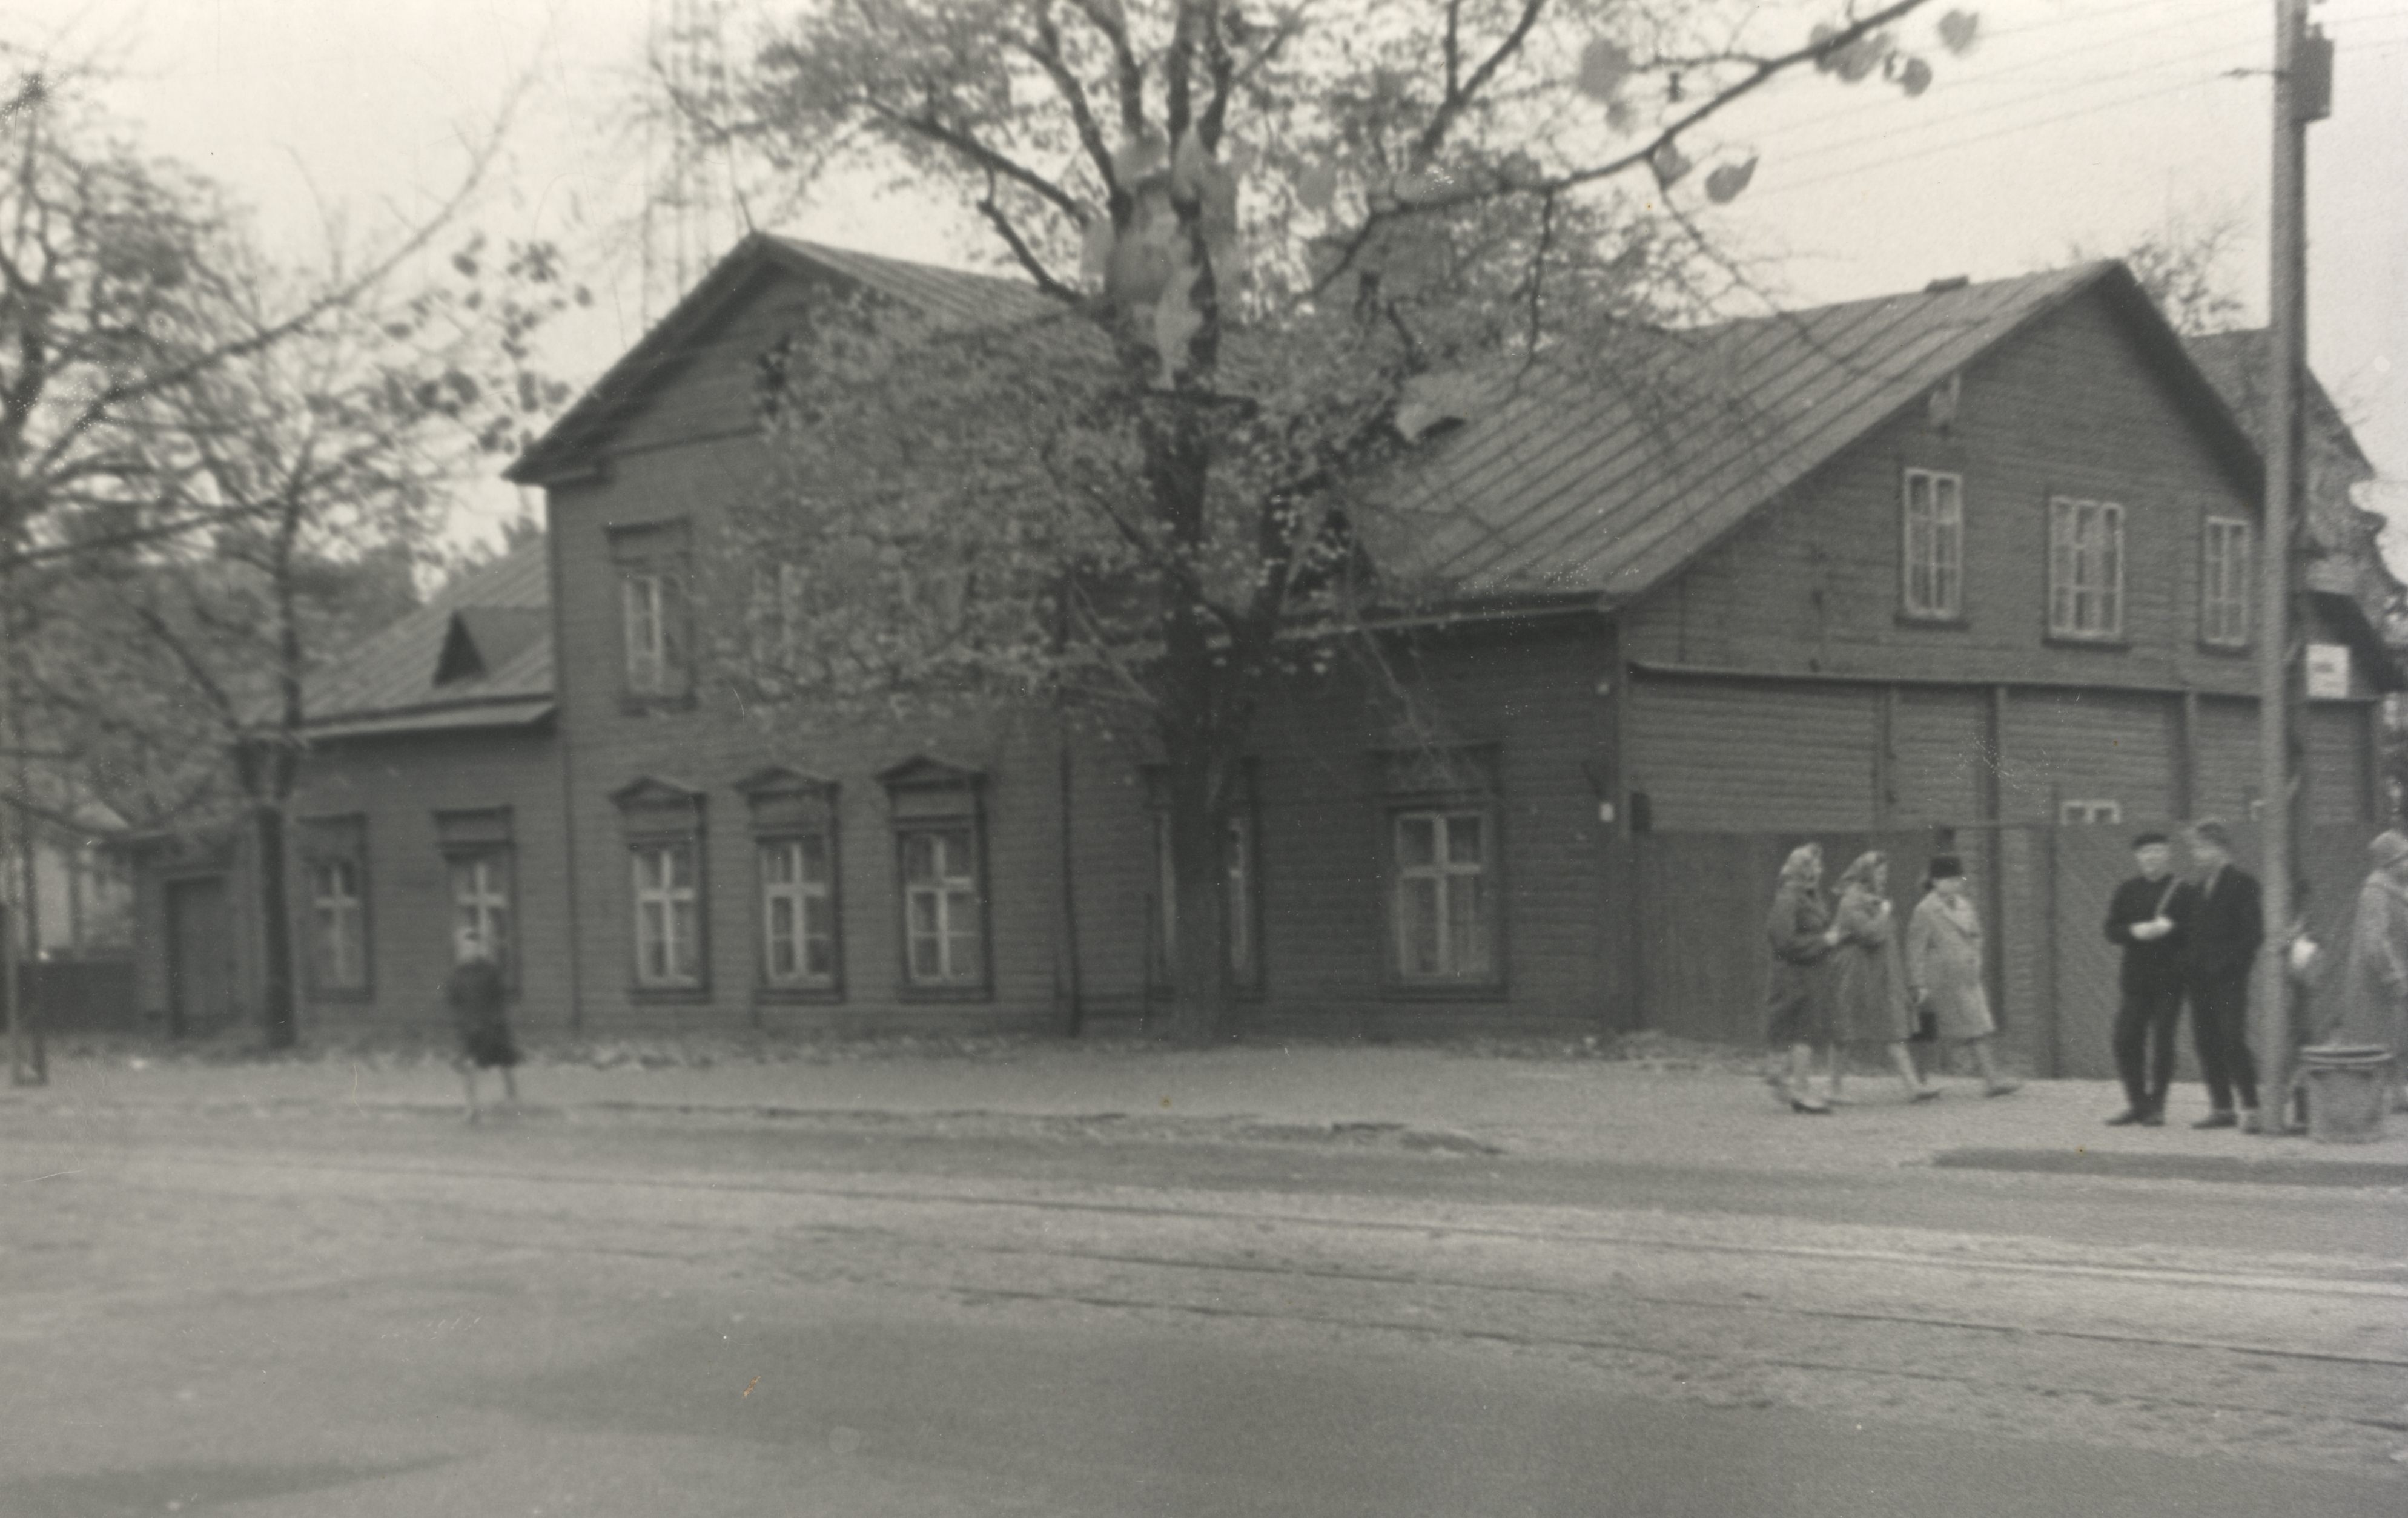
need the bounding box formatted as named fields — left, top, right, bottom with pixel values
left=2296, top=1044, right=2395, bottom=1144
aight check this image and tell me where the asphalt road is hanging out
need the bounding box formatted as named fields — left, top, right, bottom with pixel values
left=3, top=1102, right=2403, bottom=1516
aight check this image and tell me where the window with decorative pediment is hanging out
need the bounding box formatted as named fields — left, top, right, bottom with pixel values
left=1377, top=745, right=1504, bottom=993
left=298, top=816, right=370, bottom=998
left=613, top=779, right=707, bottom=994
left=738, top=767, right=842, bottom=998
left=879, top=756, right=990, bottom=999
left=435, top=808, right=517, bottom=993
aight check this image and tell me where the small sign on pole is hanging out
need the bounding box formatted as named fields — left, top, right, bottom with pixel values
left=2305, top=642, right=2350, bottom=701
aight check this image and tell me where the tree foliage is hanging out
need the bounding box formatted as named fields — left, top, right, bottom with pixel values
left=685, top=0, right=1975, bottom=1037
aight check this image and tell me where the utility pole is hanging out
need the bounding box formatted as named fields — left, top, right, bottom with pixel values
left=2257, top=0, right=2329, bottom=1127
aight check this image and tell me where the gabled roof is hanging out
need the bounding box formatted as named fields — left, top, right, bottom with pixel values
left=1380, top=262, right=2261, bottom=603
left=299, top=537, right=552, bottom=741
left=506, top=233, right=1059, bottom=485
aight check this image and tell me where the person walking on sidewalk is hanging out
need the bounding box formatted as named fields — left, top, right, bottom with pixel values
left=2332, top=830, right=2408, bottom=1115
left=1764, top=843, right=1838, bottom=1114
left=1905, top=853, right=2019, bottom=1098
left=446, top=925, right=520, bottom=1123
left=2175, top=819, right=2264, bottom=1132
left=1828, top=851, right=1938, bottom=1104
left=2102, top=831, right=2187, bottom=1126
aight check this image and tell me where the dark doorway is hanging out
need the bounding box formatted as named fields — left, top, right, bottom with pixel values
left=165, top=876, right=234, bottom=1037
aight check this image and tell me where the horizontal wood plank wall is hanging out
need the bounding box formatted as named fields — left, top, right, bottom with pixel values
left=1998, top=689, right=2178, bottom=822
left=285, top=730, right=569, bottom=1035
left=1890, top=688, right=1988, bottom=824
left=1626, top=678, right=1878, bottom=831
left=1621, top=286, right=2271, bottom=699
left=2194, top=696, right=2260, bottom=819
left=2306, top=704, right=2375, bottom=827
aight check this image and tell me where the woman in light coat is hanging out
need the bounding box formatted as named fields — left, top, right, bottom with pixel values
left=1764, top=843, right=1837, bottom=1114
left=1828, top=851, right=1937, bottom=1103
left=1905, top=854, right=2019, bottom=1097
left=2332, top=830, right=2408, bottom=1112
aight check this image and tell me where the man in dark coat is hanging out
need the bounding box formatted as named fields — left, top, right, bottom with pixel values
left=2102, top=831, right=2186, bottom=1126
left=446, top=926, right=519, bottom=1123
left=2172, top=819, right=2264, bottom=1131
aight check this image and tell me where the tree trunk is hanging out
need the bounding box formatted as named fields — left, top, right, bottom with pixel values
left=1161, top=746, right=1232, bottom=1044
left=254, top=797, right=297, bottom=1048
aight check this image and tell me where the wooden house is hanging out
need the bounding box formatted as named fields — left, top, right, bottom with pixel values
left=128, top=242, right=2400, bottom=1060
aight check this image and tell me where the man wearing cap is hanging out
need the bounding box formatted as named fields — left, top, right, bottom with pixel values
left=2102, top=832, right=2186, bottom=1126
left=2174, top=819, right=2264, bottom=1131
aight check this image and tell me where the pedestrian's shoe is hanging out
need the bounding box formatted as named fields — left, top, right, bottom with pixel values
left=2104, top=1108, right=2146, bottom=1126
left=1910, top=1085, right=1942, bottom=1103
left=2138, top=1109, right=2166, bottom=1127
left=2239, top=1109, right=2266, bottom=1135
left=2192, top=1109, right=2238, bottom=1129
left=1982, top=1080, right=2022, bottom=1098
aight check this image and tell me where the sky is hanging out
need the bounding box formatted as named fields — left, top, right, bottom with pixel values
left=15, top=0, right=2408, bottom=555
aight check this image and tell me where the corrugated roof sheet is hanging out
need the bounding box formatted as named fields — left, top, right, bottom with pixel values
left=299, top=538, right=551, bottom=732
left=1380, top=263, right=2135, bottom=601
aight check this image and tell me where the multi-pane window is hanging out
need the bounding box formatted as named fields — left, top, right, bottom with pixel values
left=622, top=572, right=667, bottom=688
left=632, top=841, right=702, bottom=987
left=900, top=827, right=981, bottom=987
left=308, top=856, right=367, bottom=992
left=2202, top=517, right=2252, bottom=647
left=881, top=757, right=988, bottom=998
left=300, top=817, right=369, bottom=996
left=760, top=835, right=837, bottom=988
left=2048, top=497, right=2125, bottom=640
left=1900, top=469, right=1964, bottom=620
left=610, top=521, right=692, bottom=701
left=448, top=851, right=513, bottom=968
left=1392, top=808, right=1493, bottom=983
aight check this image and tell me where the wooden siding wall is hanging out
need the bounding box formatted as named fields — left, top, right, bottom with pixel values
left=1621, top=285, right=2381, bottom=703
left=280, top=728, right=570, bottom=1035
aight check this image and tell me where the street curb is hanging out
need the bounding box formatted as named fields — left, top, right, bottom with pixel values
left=1933, top=1147, right=2408, bottom=1189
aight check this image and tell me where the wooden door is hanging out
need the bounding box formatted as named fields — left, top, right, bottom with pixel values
left=166, top=876, right=233, bottom=1036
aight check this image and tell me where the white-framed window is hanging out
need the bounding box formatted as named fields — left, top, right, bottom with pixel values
left=2202, top=516, right=2252, bottom=647
left=632, top=840, right=702, bottom=987
left=308, top=856, right=367, bottom=992
left=899, top=826, right=981, bottom=987
left=1391, top=808, right=1495, bottom=983
left=759, top=834, right=838, bottom=988
left=622, top=572, right=667, bottom=689
left=1901, top=468, right=1964, bottom=620
left=2059, top=800, right=2123, bottom=825
left=610, top=521, right=692, bottom=701
left=2048, top=497, right=2125, bottom=640
left=448, top=851, right=513, bottom=971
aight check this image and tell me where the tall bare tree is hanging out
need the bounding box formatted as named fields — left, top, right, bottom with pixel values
left=681, top=0, right=1980, bottom=1040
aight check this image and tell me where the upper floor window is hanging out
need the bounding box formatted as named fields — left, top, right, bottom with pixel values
left=299, top=816, right=369, bottom=997
left=1900, top=469, right=1963, bottom=621
left=2201, top=517, right=2252, bottom=647
left=2048, top=497, right=2124, bottom=641
left=609, top=521, right=693, bottom=703
left=2059, top=800, right=2122, bottom=825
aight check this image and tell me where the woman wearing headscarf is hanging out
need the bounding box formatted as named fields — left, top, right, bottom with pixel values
left=1764, top=842, right=1838, bottom=1113
left=1907, top=853, right=2020, bottom=1098
left=2332, top=830, right=2408, bottom=1114
left=1829, top=851, right=1938, bottom=1103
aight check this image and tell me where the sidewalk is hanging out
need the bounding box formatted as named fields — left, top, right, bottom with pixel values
left=10, top=1041, right=2406, bottom=1181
